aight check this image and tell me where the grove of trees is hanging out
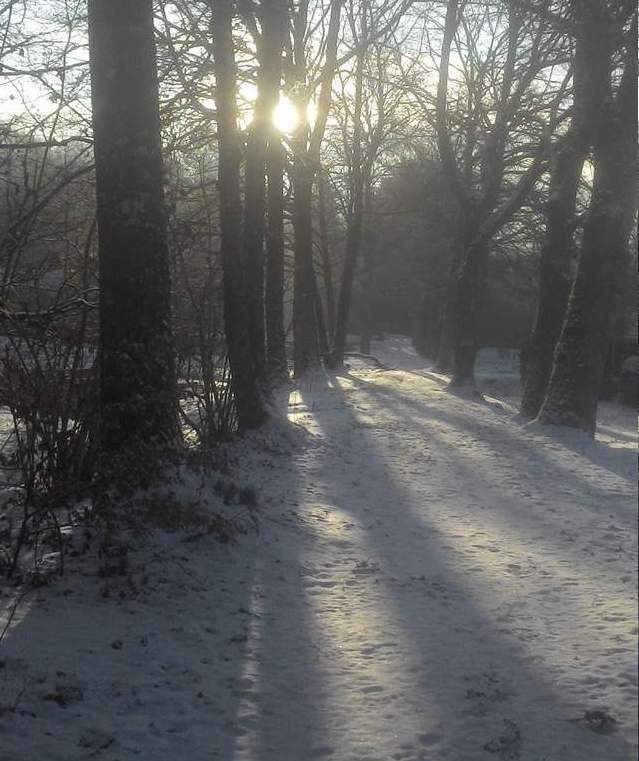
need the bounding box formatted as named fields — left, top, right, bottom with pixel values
left=0, top=0, right=636, bottom=500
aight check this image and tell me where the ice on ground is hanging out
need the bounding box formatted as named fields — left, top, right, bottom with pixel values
left=1, top=335, right=636, bottom=761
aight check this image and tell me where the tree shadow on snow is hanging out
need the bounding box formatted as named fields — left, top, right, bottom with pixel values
left=0, top=528, right=260, bottom=761
left=402, top=367, right=636, bottom=485
left=354, top=371, right=636, bottom=527
left=285, top=369, right=636, bottom=761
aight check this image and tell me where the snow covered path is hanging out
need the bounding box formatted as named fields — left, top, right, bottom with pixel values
left=1, top=339, right=637, bottom=760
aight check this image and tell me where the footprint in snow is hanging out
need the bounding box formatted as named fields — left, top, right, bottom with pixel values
left=483, top=719, right=522, bottom=760
left=307, top=745, right=335, bottom=758
left=417, top=729, right=444, bottom=746
left=78, top=729, right=115, bottom=752
left=352, top=559, right=381, bottom=575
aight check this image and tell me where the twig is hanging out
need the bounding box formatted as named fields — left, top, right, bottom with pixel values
left=0, top=585, right=29, bottom=645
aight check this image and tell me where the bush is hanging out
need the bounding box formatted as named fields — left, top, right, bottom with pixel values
left=0, top=311, right=96, bottom=579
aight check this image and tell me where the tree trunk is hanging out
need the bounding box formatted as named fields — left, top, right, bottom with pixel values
left=435, top=305, right=455, bottom=372
left=292, top=164, right=319, bottom=377
left=519, top=131, right=586, bottom=418
left=263, top=0, right=288, bottom=381
left=450, top=237, right=489, bottom=386
left=329, top=200, right=364, bottom=368
left=211, top=0, right=267, bottom=430
left=537, top=19, right=637, bottom=434
left=435, top=244, right=464, bottom=372
left=313, top=268, right=330, bottom=358
left=520, top=6, right=612, bottom=418
left=359, top=279, right=372, bottom=354
left=290, top=0, right=342, bottom=377
left=88, top=0, right=178, bottom=457
left=433, top=0, right=482, bottom=383
left=242, top=117, right=267, bottom=383
left=436, top=0, right=540, bottom=387
left=359, top=187, right=374, bottom=355
left=317, top=170, right=336, bottom=342
left=243, top=0, right=287, bottom=382
left=265, top=136, right=288, bottom=380
left=329, top=34, right=366, bottom=371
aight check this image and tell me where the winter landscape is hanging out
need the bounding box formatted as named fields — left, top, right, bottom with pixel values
left=1, top=338, right=636, bottom=761
left=1, top=2, right=637, bottom=760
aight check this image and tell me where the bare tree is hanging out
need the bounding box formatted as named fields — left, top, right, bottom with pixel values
left=328, top=8, right=407, bottom=367
left=210, top=0, right=267, bottom=429
left=433, top=0, right=567, bottom=386
left=521, top=0, right=634, bottom=419
left=263, top=1, right=289, bottom=381
left=289, top=0, right=343, bottom=377
left=327, top=1, right=368, bottom=369
left=242, top=0, right=288, bottom=382
left=537, top=9, right=637, bottom=434
left=88, top=0, right=178, bottom=458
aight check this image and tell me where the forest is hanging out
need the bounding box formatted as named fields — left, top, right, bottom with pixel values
left=0, top=1, right=637, bottom=760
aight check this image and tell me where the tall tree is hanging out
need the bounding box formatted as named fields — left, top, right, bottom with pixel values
left=328, top=1, right=405, bottom=368
left=264, top=136, right=288, bottom=380
left=433, top=0, right=566, bottom=386
left=263, top=0, right=289, bottom=381
left=328, top=1, right=368, bottom=369
left=520, top=0, right=616, bottom=419
left=242, top=0, right=288, bottom=383
left=211, top=0, right=267, bottom=429
left=537, top=10, right=637, bottom=435
left=316, top=168, right=337, bottom=346
left=290, top=0, right=343, bottom=377
left=88, top=0, right=178, bottom=457
left=290, top=0, right=412, bottom=374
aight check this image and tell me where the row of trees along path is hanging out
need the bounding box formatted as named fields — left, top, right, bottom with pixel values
left=8, top=0, right=632, bottom=471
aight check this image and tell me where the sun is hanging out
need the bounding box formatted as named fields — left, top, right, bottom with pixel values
left=273, top=97, right=299, bottom=133
left=272, top=97, right=318, bottom=134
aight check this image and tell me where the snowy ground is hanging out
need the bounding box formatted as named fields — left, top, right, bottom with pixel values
left=1, top=336, right=637, bottom=761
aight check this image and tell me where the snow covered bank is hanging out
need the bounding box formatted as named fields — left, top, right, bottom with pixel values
left=1, top=336, right=636, bottom=760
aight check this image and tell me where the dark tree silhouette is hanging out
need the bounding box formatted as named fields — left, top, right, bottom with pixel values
left=257, top=0, right=289, bottom=381
left=88, top=0, right=178, bottom=457
left=211, top=0, right=268, bottom=430
left=242, top=0, right=287, bottom=383
left=290, top=0, right=342, bottom=377
left=434, top=0, right=565, bottom=387
left=328, top=1, right=368, bottom=370
left=521, top=1, right=618, bottom=419
left=537, top=11, right=637, bottom=434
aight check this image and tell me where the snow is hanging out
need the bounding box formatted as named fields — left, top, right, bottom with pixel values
left=1, top=336, right=637, bottom=761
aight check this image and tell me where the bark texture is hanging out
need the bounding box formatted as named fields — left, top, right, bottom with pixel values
left=88, top=0, right=178, bottom=457
left=537, top=13, right=637, bottom=434
left=520, top=4, right=612, bottom=418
